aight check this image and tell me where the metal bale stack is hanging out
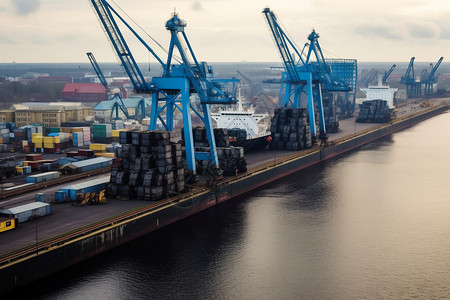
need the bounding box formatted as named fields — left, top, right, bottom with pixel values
left=217, top=146, right=247, bottom=176
left=356, top=100, right=393, bottom=123
left=189, top=127, right=247, bottom=176
left=269, top=108, right=312, bottom=150
left=109, top=130, right=186, bottom=200
left=322, top=97, right=339, bottom=133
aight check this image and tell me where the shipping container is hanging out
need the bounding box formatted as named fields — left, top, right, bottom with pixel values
left=0, top=202, right=50, bottom=223
left=26, top=171, right=61, bottom=184
left=35, top=193, right=45, bottom=203
left=71, top=157, right=112, bottom=173
left=57, top=177, right=110, bottom=201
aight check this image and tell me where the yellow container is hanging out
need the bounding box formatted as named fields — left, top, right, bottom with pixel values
left=53, top=136, right=61, bottom=144
left=112, top=129, right=127, bottom=137
left=43, top=136, right=54, bottom=144
left=95, top=152, right=115, bottom=158
left=89, top=143, right=107, bottom=151
left=33, top=136, right=43, bottom=144
left=16, top=166, right=23, bottom=172
left=34, top=143, right=42, bottom=149
left=44, top=143, right=54, bottom=149
left=72, top=127, right=83, bottom=132
left=23, top=161, right=29, bottom=166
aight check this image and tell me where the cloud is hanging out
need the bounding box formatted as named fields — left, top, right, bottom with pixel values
left=12, top=0, right=40, bottom=16
left=407, top=22, right=440, bottom=39
left=354, top=25, right=402, bottom=40
left=192, top=1, right=202, bottom=11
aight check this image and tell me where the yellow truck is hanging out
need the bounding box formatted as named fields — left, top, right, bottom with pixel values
left=0, top=217, right=16, bottom=233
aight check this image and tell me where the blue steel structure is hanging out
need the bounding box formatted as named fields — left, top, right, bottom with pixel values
left=87, top=52, right=108, bottom=89
left=400, top=57, right=421, bottom=98
left=89, top=0, right=237, bottom=173
left=262, top=8, right=356, bottom=138
left=382, top=64, right=396, bottom=85
left=421, top=57, right=443, bottom=96
left=86, top=51, right=145, bottom=121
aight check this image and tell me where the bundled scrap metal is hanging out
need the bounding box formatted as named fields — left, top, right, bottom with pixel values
left=109, top=130, right=186, bottom=200
left=191, top=127, right=247, bottom=176
left=356, top=100, right=393, bottom=123
left=322, top=96, right=339, bottom=133
left=269, top=108, right=313, bottom=150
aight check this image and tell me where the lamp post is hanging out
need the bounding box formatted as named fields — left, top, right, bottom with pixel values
left=34, top=209, right=38, bottom=255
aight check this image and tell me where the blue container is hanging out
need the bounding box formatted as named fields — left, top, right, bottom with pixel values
left=35, top=193, right=45, bottom=203
left=54, top=191, right=66, bottom=203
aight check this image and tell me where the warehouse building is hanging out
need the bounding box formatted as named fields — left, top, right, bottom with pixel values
left=12, top=102, right=93, bottom=128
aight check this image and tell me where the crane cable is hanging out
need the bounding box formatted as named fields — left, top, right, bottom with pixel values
left=109, top=0, right=182, bottom=64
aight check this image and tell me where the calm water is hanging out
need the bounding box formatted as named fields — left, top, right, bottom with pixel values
left=15, top=112, right=450, bottom=299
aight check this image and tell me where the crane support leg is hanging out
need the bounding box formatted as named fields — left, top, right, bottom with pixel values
left=201, top=103, right=219, bottom=167
left=316, top=83, right=326, bottom=135
left=181, top=92, right=196, bottom=173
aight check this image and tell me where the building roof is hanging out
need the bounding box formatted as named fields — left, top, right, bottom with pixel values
left=1, top=202, right=50, bottom=215
left=11, top=102, right=92, bottom=111
left=62, top=83, right=106, bottom=94
left=94, top=97, right=151, bottom=110
left=60, top=177, right=110, bottom=191
left=71, top=157, right=112, bottom=168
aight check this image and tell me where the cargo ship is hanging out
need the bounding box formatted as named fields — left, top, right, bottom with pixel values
left=211, top=88, right=271, bottom=152
left=0, top=102, right=448, bottom=294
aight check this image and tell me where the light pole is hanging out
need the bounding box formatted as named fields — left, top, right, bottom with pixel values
left=34, top=209, right=38, bottom=255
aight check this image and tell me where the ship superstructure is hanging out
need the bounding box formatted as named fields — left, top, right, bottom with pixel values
left=211, top=89, right=270, bottom=139
left=360, top=76, right=398, bottom=108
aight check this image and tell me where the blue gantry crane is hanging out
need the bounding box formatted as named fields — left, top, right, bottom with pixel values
left=382, top=64, right=396, bottom=85
left=400, top=57, right=421, bottom=98
left=421, top=57, right=443, bottom=96
left=262, top=8, right=356, bottom=140
left=89, top=0, right=237, bottom=173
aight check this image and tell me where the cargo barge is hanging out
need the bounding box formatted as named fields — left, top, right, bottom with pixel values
left=0, top=103, right=448, bottom=294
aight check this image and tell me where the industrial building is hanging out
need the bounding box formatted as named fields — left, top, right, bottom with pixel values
left=11, top=102, right=93, bottom=128
left=62, top=83, right=107, bottom=103
left=93, top=97, right=151, bottom=122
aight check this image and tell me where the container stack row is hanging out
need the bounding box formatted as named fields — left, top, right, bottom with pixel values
left=92, top=124, right=113, bottom=144
left=356, top=100, right=393, bottom=123
left=108, top=130, right=186, bottom=200
left=269, top=108, right=313, bottom=151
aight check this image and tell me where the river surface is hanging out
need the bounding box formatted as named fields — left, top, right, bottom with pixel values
left=15, top=111, right=450, bottom=299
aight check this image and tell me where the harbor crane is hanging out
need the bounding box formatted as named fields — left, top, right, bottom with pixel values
left=400, top=57, right=421, bottom=98
left=262, top=8, right=356, bottom=140
left=89, top=0, right=238, bottom=173
left=421, top=57, right=443, bottom=96
left=86, top=52, right=146, bottom=121
left=382, top=64, right=396, bottom=85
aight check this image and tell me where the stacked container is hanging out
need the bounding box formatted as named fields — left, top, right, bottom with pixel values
left=93, top=124, right=112, bottom=144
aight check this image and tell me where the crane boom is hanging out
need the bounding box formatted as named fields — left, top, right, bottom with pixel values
left=427, top=57, right=443, bottom=83
left=262, top=8, right=303, bottom=83
left=382, top=64, right=396, bottom=85
left=89, top=0, right=152, bottom=93
left=87, top=52, right=108, bottom=89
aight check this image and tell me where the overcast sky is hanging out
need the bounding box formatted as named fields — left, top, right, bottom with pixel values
left=1, top=0, right=449, bottom=64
